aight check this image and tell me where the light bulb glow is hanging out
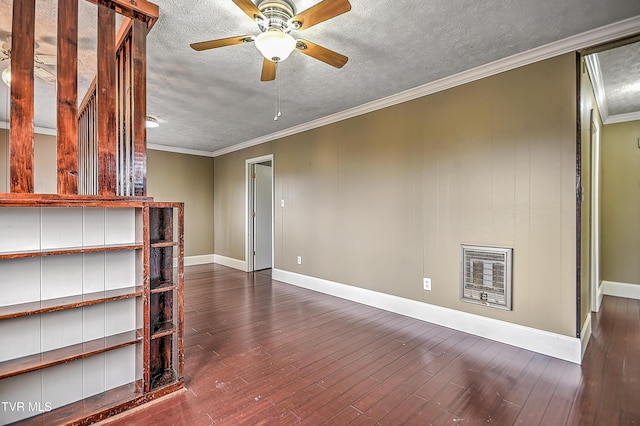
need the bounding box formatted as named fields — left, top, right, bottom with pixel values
left=145, top=116, right=159, bottom=128
left=2, top=67, right=10, bottom=87
left=254, top=30, right=296, bottom=63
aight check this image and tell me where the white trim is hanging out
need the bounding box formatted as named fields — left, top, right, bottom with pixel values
left=213, top=254, right=247, bottom=271
left=206, top=15, right=640, bottom=158
left=185, top=254, right=215, bottom=266
left=590, top=117, right=602, bottom=313
left=584, top=56, right=640, bottom=125
left=605, top=111, right=640, bottom=124
left=584, top=54, right=610, bottom=122
left=273, top=269, right=583, bottom=364
left=173, top=254, right=215, bottom=268
left=602, top=280, right=640, bottom=300
left=147, top=143, right=215, bottom=157
left=597, top=281, right=605, bottom=307
left=580, top=314, right=592, bottom=358
left=0, top=121, right=57, bottom=136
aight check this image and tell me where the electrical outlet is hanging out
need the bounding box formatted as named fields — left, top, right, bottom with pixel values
left=423, top=278, right=431, bottom=291
left=297, top=256, right=302, bottom=265
left=281, top=199, right=285, bottom=207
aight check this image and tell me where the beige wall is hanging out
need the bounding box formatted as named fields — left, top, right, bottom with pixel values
left=0, top=130, right=57, bottom=193
left=214, top=53, right=578, bottom=336
left=147, top=149, right=214, bottom=257
left=601, top=120, right=640, bottom=284
left=213, top=144, right=273, bottom=260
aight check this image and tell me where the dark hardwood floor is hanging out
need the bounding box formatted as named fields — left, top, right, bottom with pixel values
left=101, top=264, right=640, bottom=425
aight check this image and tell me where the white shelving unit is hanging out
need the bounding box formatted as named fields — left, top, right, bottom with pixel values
left=0, top=204, right=144, bottom=424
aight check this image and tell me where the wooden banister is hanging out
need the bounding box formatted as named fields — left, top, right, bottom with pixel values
left=9, top=0, right=35, bottom=193
left=6, top=0, right=157, bottom=197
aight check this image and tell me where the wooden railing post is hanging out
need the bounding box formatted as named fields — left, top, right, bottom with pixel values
left=57, top=0, right=79, bottom=194
left=9, top=0, right=36, bottom=193
left=97, top=2, right=117, bottom=195
left=132, top=19, right=147, bottom=196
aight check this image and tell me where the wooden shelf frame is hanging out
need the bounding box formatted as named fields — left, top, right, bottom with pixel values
left=144, top=202, right=184, bottom=393
left=151, top=322, right=176, bottom=339
left=150, top=279, right=177, bottom=293
left=0, top=286, right=143, bottom=320
left=0, top=243, right=143, bottom=260
left=0, top=329, right=142, bottom=380
left=150, top=241, right=177, bottom=248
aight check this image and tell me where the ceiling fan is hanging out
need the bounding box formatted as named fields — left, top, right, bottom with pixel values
left=1, top=36, right=57, bottom=87
left=190, top=0, right=351, bottom=82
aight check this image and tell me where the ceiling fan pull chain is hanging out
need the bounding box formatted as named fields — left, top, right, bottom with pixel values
left=274, top=72, right=282, bottom=121
left=277, top=72, right=282, bottom=119
left=274, top=74, right=278, bottom=121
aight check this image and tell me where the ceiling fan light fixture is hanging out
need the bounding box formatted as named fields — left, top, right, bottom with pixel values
left=255, top=30, right=296, bottom=63
left=2, top=66, right=10, bottom=87
left=145, top=116, right=160, bottom=128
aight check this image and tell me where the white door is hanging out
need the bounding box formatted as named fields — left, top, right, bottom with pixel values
left=253, top=163, right=272, bottom=270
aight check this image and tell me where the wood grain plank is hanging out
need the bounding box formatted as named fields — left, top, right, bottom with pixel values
left=57, top=0, right=79, bottom=194
left=97, top=3, right=117, bottom=195
left=94, top=268, right=640, bottom=425
left=0, top=286, right=143, bottom=319
left=132, top=19, right=147, bottom=196
left=9, top=0, right=35, bottom=193
left=0, top=330, right=142, bottom=379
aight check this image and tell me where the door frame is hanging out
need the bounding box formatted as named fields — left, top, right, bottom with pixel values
left=245, top=154, right=274, bottom=272
left=590, top=114, right=602, bottom=312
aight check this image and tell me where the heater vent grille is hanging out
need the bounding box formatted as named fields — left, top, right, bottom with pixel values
left=461, top=245, right=512, bottom=310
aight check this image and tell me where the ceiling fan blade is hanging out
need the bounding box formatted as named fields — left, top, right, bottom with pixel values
left=290, top=0, right=351, bottom=30
left=34, top=66, right=56, bottom=84
left=261, top=58, right=276, bottom=81
left=295, top=39, right=348, bottom=68
left=190, top=35, right=254, bottom=51
left=232, top=0, right=265, bottom=22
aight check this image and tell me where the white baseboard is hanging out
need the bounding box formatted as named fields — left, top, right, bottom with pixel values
left=580, top=314, right=592, bottom=359
left=173, top=254, right=215, bottom=268
left=596, top=281, right=605, bottom=312
left=602, top=281, right=640, bottom=300
left=213, top=254, right=247, bottom=271
left=273, top=269, right=582, bottom=364
left=185, top=254, right=215, bottom=266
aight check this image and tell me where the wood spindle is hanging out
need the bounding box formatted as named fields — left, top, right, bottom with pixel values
left=57, top=0, right=79, bottom=194
left=132, top=19, right=147, bottom=196
left=97, top=3, right=117, bottom=195
left=9, top=0, right=36, bottom=193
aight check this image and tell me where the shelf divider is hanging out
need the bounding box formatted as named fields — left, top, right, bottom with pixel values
left=0, top=329, right=143, bottom=380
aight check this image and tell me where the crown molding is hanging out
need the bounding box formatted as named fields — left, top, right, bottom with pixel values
left=147, top=143, right=215, bottom=157
left=585, top=53, right=640, bottom=125
left=206, top=15, right=640, bottom=157
left=605, top=111, right=640, bottom=124
left=0, top=121, right=57, bottom=136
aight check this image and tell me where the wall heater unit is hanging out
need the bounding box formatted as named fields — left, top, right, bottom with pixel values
left=460, top=245, right=513, bottom=310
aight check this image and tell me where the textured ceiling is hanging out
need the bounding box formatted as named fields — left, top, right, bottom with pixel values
left=0, top=0, right=639, bottom=154
left=595, top=40, right=640, bottom=116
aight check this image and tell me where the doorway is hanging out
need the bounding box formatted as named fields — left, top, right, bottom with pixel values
left=589, top=114, right=602, bottom=312
left=246, top=155, right=274, bottom=273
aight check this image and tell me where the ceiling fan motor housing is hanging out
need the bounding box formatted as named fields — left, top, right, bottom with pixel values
left=257, top=0, right=297, bottom=32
